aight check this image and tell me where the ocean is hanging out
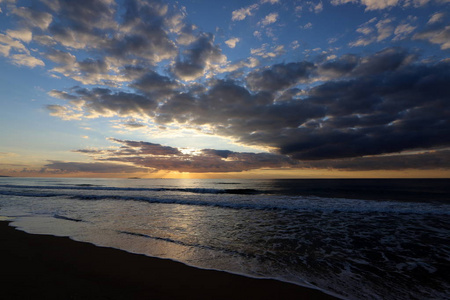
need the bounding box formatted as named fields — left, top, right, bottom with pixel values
left=0, top=177, right=449, bottom=299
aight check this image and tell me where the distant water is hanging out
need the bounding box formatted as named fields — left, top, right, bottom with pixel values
left=0, top=177, right=449, bottom=300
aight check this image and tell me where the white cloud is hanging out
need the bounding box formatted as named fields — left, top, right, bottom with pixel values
left=349, top=17, right=396, bottom=46
left=331, top=0, right=400, bottom=10
left=251, top=44, right=285, bottom=58
left=217, top=57, right=260, bottom=73
left=10, top=54, right=44, bottom=67
left=330, top=0, right=358, bottom=6
left=349, top=36, right=376, bottom=47
left=357, top=26, right=374, bottom=35
left=428, top=12, right=445, bottom=24
left=376, top=18, right=394, bottom=41
left=47, top=105, right=83, bottom=120
left=0, top=33, right=28, bottom=56
left=303, top=22, right=313, bottom=29
left=414, top=25, right=450, bottom=50
left=393, top=23, right=417, bottom=40
left=225, top=37, right=240, bottom=48
left=6, top=28, right=32, bottom=43
left=362, top=0, right=401, bottom=10
left=260, top=0, right=280, bottom=4
left=258, top=12, right=279, bottom=26
left=332, top=0, right=446, bottom=10
left=310, top=1, right=324, bottom=13
left=404, top=0, right=431, bottom=7
left=231, top=4, right=259, bottom=21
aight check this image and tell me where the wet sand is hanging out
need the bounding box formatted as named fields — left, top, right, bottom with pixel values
left=0, top=221, right=339, bottom=299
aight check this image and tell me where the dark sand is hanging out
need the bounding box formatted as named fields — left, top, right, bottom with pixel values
left=0, top=221, right=339, bottom=299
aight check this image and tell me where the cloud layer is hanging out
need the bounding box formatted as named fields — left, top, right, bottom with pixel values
left=49, top=47, right=450, bottom=167
left=1, top=0, right=449, bottom=174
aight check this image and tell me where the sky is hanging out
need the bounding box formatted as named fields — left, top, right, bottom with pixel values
left=0, top=0, right=449, bottom=178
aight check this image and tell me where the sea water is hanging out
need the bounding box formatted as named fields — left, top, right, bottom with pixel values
left=0, top=177, right=449, bottom=300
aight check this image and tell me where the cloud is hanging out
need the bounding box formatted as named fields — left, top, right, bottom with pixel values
left=1, top=1, right=444, bottom=173
left=74, top=139, right=450, bottom=173
left=414, top=23, right=450, bottom=49
left=12, top=6, right=53, bottom=30
left=302, top=22, right=313, bottom=30
left=305, top=150, right=450, bottom=170
left=74, top=138, right=298, bottom=173
left=47, top=104, right=83, bottom=120
left=250, top=44, right=285, bottom=58
left=393, top=23, right=417, bottom=40
left=0, top=33, right=27, bottom=56
left=246, top=61, right=315, bottom=92
left=131, top=70, right=180, bottom=95
left=10, top=53, right=44, bottom=67
left=331, top=0, right=447, bottom=10
left=0, top=152, right=18, bottom=158
left=44, top=161, right=150, bottom=174
left=6, top=28, right=32, bottom=42
left=108, top=138, right=183, bottom=156
left=428, top=12, right=445, bottom=24
left=49, top=47, right=450, bottom=164
left=49, top=87, right=159, bottom=119
left=231, top=4, right=259, bottom=21
left=260, top=0, right=280, bottom=4
left=42, top=0, right=177, bottom=71
left=258, top=12, right=279, bottom=27
left=307, top=1, right=324, bottom=13
left=225, top=37, right=240, bottom=48
left=118, top=119, right=146, bottom=130
left=376, top=18, right=394, bottom=41
left=350, top=17, right=415, bottom=46
left=171, top=33, right=226, bottom=81
left=331, top=0, right=401, bottom=10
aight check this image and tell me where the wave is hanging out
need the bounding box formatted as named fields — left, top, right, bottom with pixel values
left=53, top=214, right=84, bottom=222
left=118, top=230, right=258, bottom=259
left=0, top=184, right=264, bottom=195
left=1, top=185, right=449, bottom=215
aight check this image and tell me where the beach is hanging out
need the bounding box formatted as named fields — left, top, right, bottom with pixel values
left=0, top=221, right=338, bottom=299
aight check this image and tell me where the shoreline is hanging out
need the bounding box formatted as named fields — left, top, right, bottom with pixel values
left=0, top=221, right=339, bottom=299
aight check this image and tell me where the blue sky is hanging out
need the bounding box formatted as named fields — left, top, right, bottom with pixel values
left=0, top=0, right=449, bottom=178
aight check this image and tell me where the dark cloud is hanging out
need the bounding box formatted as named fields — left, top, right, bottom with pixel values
left=44, top=161, right=149, bottom=174
left=317, top=47, right=415, bottom=79
left=47, top=0, right=116, bottom=49
left=28, top=0, right=179, bottom=85
left=12, top=6, right=53, bottom=30
left=109, top=138, right=182, bottom=156
left=73, top=139, right=450, bottom=173
left=49, top=47, right=450, bottom=166
left=50, top=87, right=158, bottom=118
left=130, top=71, right=180, bottom=95
left=276, top=59, right=450, bottom=160
left=102, top=152, right=296, bottom=173
left=121, top=120, right=146, bottom=129
left=74, top=139, right=297, bottom=173
left=171, top=33, right=225, bottom=81
left=305, top=150, right=450, bottom=171
left=246, top=61, right=315, bottom=92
